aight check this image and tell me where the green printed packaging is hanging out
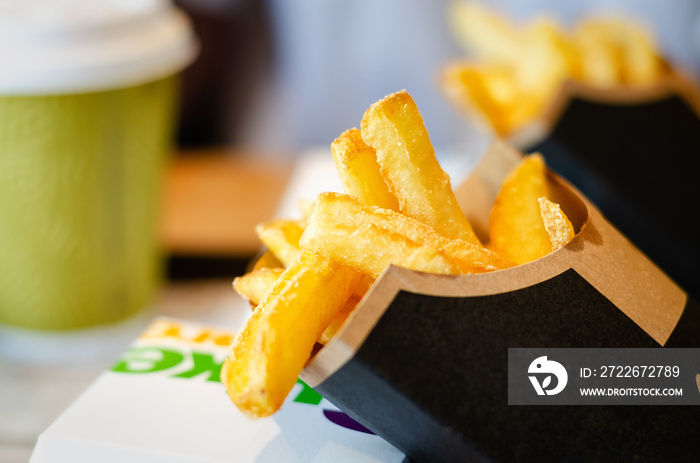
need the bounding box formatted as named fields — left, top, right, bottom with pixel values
left=29, top=317, right=404, bottom=462
left=0, top=0, right=197, bottom=330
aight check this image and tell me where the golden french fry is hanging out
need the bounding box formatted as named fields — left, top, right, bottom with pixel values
left=576, top=18, right=664, bottom=85
left=622, top=37, right=661, bottom=86
left=361, top=90, right=480, bottom=244
left=255, top=219, right=305, bottom=268
left=221, top=250, right=358, bottom=418
left=442, top=61, right=547, bottom=136
left=301, top=192, right=511, bottom=277
left=331, top=128, right=400, bottom=210
left=233, top=268, right=285, bottom=306
left=234, top=266, right=364, bottom=343
left=614, top=21, right=662, bottom=86
left=354, top=274, right=375, bottom=297
left=441, top=62, right=514, bottom=134
left=538, top=197, right=575, bottom=251
left=298, top=198, right=314, bottom=219
left=489, top=153, right=552, bottom=265
left=573, top=18, right=662, bottom=87
left=515, top=18, right=572, bottom=99
left=319, top=294, right=361, bottom=345
left=448, top=0, right=520, bottom=64
left=573, top=21, right=622, bottom=87
left=303, top=221, right=460, bottom=277
left=250, top=250, right=283, bottom=272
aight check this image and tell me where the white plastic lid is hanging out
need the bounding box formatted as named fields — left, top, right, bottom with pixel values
left=0, top=0, right=199, bottom=95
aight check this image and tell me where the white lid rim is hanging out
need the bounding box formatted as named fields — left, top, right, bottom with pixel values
left=0, top=39, right=199, bottom=96
left=0, top=6, right=199, bottom=96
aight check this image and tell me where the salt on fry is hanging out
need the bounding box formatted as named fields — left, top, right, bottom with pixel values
left=301, top=192, right=510, bottom=277
left=538, top=196, right=575, bottom=251
left=361, top=90, right=480, bottom=244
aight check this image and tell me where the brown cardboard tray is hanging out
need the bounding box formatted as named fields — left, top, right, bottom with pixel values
left=300, top=141, right=699, bottom=463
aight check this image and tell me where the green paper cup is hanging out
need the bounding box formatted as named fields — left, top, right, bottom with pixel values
left=0, top=1, right=197, bottom=330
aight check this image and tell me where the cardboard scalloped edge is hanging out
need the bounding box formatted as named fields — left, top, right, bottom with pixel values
left=301, top=139, right=687, bottom=387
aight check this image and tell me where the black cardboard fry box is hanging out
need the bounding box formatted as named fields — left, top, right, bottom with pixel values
left=300, top=140, right=700, bottom=463
left=29, top=317, right=405, bottom=462
left=509, top=73, right=700, bottom=302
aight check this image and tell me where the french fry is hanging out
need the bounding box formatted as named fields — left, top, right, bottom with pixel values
left=221, top=250, right=358, bottom=418
left=444, top=4, right=667, bottom=135
left=297, top=198, right=314, bottom=219
left=489, top=153, right=552, bottom=265
left=444, top=62, right=548, bottom=135
left=234, top=266, right=365, bottom=344
left=319, top=294, right=362, bottom=345
left=538, top=197, right=575, bottom=251
left=441, top=62, right=515, bottom=135
left=587, top=19, right=661, bottom=86
left=573, top=21, right=622, bottom=87
left=515, top=18, right=572, bottom=99
left=303, top=221, right=460, bottom=277
left=331, top=128, right=399, bottom=210
left=354, top=274, right=375, bottom=297
left=448, top=0, right=519, bottom=64
left=233, top=268, right=285, bottom=306
left=619, top=23, right=662, bottom=86
left=361, top=90, right=480, bottom=244
left=250, top=250, right=283, bottom=272
left=255, top=219, right=305, bottom=268
left=300, top=192, right=511, bottom=277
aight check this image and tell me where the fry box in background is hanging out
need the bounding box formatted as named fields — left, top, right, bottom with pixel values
left=0, top=0, right=197, bottom=330
left=30, top=317, right=405, bottom=462
left=301, top=141, right=700, bottom=463
left=518, top=74, right=700, bottom=303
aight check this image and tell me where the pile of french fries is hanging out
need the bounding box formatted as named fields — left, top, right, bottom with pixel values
left=442, top=1, right=667, bottom=135
left=221, top=90, right=575, bottom=418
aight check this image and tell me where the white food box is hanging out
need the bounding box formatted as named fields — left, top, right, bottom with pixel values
left=30, top=317, right=404, bottom=463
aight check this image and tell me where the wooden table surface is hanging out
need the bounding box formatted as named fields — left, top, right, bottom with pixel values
left=159, top=149, right=293, bottom=257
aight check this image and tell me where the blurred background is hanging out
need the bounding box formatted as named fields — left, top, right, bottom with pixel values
left=2, top=0, right=700, bottom=461
left=174, top=0, right=700, bottom=153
